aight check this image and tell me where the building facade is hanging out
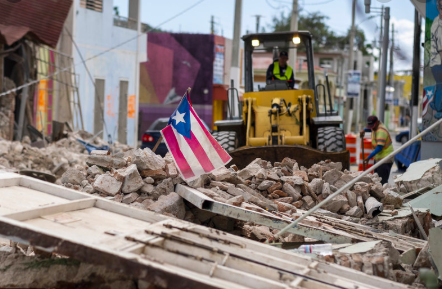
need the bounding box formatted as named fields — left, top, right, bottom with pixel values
left=59, top=0, right=146, bottom=146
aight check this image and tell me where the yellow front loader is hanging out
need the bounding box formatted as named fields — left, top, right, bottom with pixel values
left=212, top=31, right=350, bottom=169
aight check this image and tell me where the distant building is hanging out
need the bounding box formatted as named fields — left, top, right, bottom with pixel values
left=59, top=0, right=146, bottom=146
left=138, top=33, right=236, bottom=136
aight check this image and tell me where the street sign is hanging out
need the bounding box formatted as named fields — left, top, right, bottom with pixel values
left=346, top=70, right=361, bottom=98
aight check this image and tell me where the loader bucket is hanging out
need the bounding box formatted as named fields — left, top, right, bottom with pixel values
left=228, top=145, right=350, bottom=170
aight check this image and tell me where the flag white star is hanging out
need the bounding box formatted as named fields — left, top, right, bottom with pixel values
left=172, top=110, right=186, bottom=125
left=427, top=89, right=434, bottom=98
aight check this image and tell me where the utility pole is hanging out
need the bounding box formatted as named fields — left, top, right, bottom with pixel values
left=389, top=23, right=394, bottom=86
left=211, top=15, right=215, bottom=34
left=377, top=5, right=384, bottom=114
left=377, top=7, right=390, bottom=122
left=411, top=9, right=421, bottom=138
left=252, top=15, right=262, bottom=33
left=230, top=0, right=242, bottom=118
left=289, top=0, right=298, bottom=78
left=344, top=0, right=356, bottom=133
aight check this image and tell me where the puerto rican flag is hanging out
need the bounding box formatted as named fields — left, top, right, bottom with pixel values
left=161, top=92, right=232, bottom=181
left=423, top=86, right=435, bottom=117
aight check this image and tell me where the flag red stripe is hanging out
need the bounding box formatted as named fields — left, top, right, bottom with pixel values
left=189, top=107, right=231, bottom=163
left=185, top=131, right=215, bottom=173
left=162, top=125, right=195, bottom=179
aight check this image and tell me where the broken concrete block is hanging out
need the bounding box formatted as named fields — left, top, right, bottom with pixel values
left=302, top=195, right=315, bottom=209
left=155, top=178, right=174, bottom=196
left=148, top=192, right=186, bottom=219
left=280, top=176, right=304, bottom=185
left=251, top=226, right=273, bottom=241
left=143, top=177, right=154, bottom=184
left=185, top=174, right=210, bottom=188
left=292, top=200, right=304, bottom=208
left=86, top=155, right=126, bottom=169
left=265, top=170, right=280, bottom=181
left=365, top=197, right=383, bottom=218
left=276, top=197, right=293, bottom=203
left=258, top=180, right=275, bottom=190
left=87, top=165, right=103, bottom=177
left=210, top=166, right=231, bottom=181
left=122, top=192, right=139, bottom=204
left=354, top=182, right=371, bottom=201
left=131, top=148, right=165, bottom=171
left=293, top=170, right=308, bottom=182
left=166, top=163, right=178, bottom=178
left=115, top=164, right=144, bottom=194
left=90, top=150, right=109, bottom=156
left=274, top=201, right=297, bottom=213
left=413, top=243, right=432, bottom=269
left=61, top=168, right=85, bottom=185
left=323, top=169, right=343, bottom=185
left=140, top=169, right=168, bottom=179
left=382, top=189, right=403, bottom=209
left=226, top=195, right=244, bottom=206
left=322, top=195, right=348, bottom=213
left=281, top=157, right=297, bottom=169
left=282, top=183, right=302, bottom=201
left=267, top=182, right=282, bottom=194
left=346, top=190, right=357, bottom=207
left=273, top=190, right=287, bottom=197
left=345, top=206, right=363, bottom=218
left=339, top=203, right=351, bottom=214
left=370, top=183, right=385, bottom=199
left=93, top=174, right=122, bottom=196
left=210, top=181, right=234, bottom=191
left=357, top=195, right=364, bottom=213
left=140, top=184, right=154, bottom=194
left=82, top=184, right=95, bottom=194
left=237, top=162, right=261, bottom=180
left=322, top=182, right=331, bottom=198
left=308, top=178, right=324, bottom=195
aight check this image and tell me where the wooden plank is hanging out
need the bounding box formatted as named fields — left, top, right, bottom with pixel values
left=2, top=198, right=96, bottom=221
left=19, top=176, right=92, bottom=201
left=0, top=186, right=71, bottom=215
left=94, top=198, right=166, bottom=224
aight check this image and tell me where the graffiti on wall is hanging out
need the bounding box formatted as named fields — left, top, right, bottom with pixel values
left=423, top=0, right=442, bottom=141
left=138, top=33, right=215, bottom=136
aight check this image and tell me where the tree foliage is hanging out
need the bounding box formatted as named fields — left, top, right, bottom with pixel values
left=269, top=11, right=370, bottom=55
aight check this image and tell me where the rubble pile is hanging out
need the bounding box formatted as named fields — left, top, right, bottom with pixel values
left=62, top=150, right=408, bottom=236
left=0, top=130, right=131, bottom=183
left=320, top=241, right=425, bottom=286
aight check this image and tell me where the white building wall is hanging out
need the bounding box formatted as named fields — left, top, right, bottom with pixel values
left=72, top=0, right=146, bottom=146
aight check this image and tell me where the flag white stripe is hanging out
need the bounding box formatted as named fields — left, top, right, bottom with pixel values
left=172, top=126, right=206, bottom=177
left=190, top=113, right=225, bottom=168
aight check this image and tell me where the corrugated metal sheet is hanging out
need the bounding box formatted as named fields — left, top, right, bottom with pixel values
left=0, top=0, right=72, bottom=47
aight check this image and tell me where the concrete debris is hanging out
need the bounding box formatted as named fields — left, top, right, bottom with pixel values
left=61, top=168, right=85, bottom=185
left=93, top=174, right=122, bottom=196
left=147, top=192, right=186, bottom=219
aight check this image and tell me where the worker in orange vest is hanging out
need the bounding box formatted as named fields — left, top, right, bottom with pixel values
left=360, top=115, right=394, bottom=184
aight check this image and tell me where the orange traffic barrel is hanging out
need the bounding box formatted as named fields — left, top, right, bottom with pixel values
left=345, top=134, right=357, bottom=165
left=359, top=138, right=375, bottom=171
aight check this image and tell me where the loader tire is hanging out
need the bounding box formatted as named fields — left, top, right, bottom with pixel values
left=317, top=126, right=346, bottom=152
left=212, top=131, right=237, bottom=152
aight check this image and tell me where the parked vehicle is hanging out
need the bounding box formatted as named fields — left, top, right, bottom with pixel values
left=141, top=117, right=211, bottom=157
left=395, top=118, right=422, bottom=144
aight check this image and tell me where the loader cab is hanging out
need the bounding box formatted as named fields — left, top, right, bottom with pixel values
left=242, top=31, right=338, bottom=118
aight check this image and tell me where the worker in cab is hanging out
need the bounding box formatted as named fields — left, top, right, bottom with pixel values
left=360, top=115, right=394, bottom=185
left=266, top=51, right=295, bottom=89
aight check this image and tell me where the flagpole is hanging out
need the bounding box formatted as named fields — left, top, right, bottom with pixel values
left=152, top=88, right=192, bottom=153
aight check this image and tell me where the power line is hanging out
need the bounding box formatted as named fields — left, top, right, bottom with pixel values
left=0, top=0, right=206, bottom=98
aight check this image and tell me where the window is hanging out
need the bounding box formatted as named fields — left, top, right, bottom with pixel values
left=80, top=0, right=103, bottom=12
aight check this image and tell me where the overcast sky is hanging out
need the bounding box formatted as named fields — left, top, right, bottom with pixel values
left=114, top=0, right=420, bottom=71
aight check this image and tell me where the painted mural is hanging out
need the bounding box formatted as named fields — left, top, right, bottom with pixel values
left=139, top=33, right=216, bottom=137
left=423, top=0, right=442, bottom=141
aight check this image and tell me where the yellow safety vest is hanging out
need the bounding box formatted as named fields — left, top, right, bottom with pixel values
left=273, top=62, right=293, bottom=80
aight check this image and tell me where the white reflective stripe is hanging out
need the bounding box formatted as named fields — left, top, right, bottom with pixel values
left=190, top=113, right=225, bottom=169
left=172, top=127, right=206, bottom=177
